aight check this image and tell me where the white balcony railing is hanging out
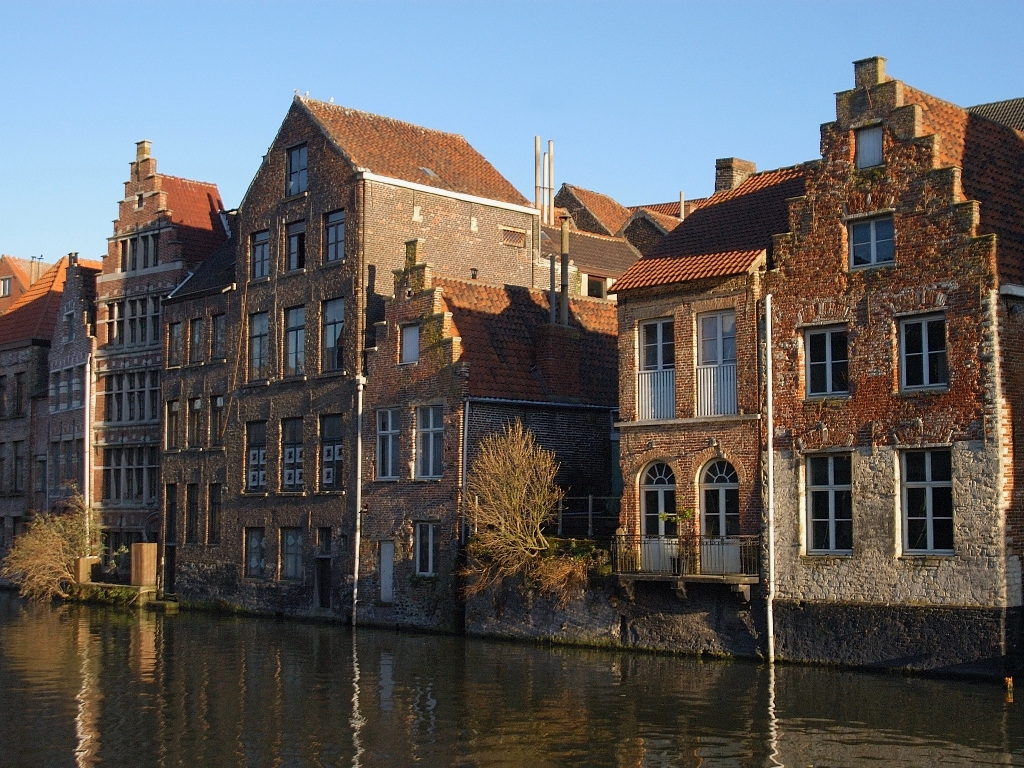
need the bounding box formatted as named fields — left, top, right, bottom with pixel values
left=637, top=368, right=675, bottom=420
left=696, top=363, right=737, bottom=417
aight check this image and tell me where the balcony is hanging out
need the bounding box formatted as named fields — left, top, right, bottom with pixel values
left=696, top=363, right=737, bottom=417
left=611, top=534, right=759, bottom=585
left=637, top=368, right=675, bottom=420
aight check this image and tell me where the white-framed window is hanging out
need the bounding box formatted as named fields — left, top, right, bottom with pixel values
left=900, top=315, right=948, bottom=390
left=855, top=125, right=884, bottom=169
left=283, top=306, right=305, bottom=376
left=249, top=312, right=270, bottom=380
left=281, top=417, right=303, bottom=491
left=638, top=318, right=675, bottom=421
left=697, top=311, right=737, bottom=417
left=376, top=409, right=400, bottom=479
left=700, top=460, right=739, bottom=537
left=1, top=277, right=10, bottom=297
left=286, top=144, right=308, bottom=196
left=806, top=327, right=849, bottom=396
left=400, top=324, right=420, bottom=364
left=325, top=210, right=345, bottom=262
left=322, top=298, right=344, bottom=372
left=902, top=449, right=953, bottom=553
left=416, top=405, right=443, bottom=479
left=849, top=217, right=894, bottom=267
left=415, top=522, right=440, bottom=575
left=251, top=230, right=270, bottom=279
left=641, top=462, right=676, bottom=537
left=641, top=319, right=674, bottom=372
left=807, top=454, right=853, bottom=553
left=280, top=527, right=302, bottom=579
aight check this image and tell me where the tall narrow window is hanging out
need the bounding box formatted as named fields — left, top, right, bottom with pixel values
left=376, top=409, right=400, bottom=479
left=167, top=322, right=182, bottom=366
left=150, top=233, right=160, bottom=266
left=141, top=233, right=150, bottom=268
left=286, top=144, right=308, bottom=196
left=283, top=306, right=305, bottom=376
left=903, top=449, right=953, bottom=553
left=210, top=314, right=226, bottom=359
left=148, top=371, right=160, bottom=421
left=700, top=460, right=739, bottom=537
left=246, top=421, right=267, bottom=491
left=850, top=217, right=894, bottom=267
left=325, top=210, right=345, bottom=262
left=320, top=414, right=343, bottom=490
left=281, top=528, right=302, bottom=579
left=249, top=312, right=269, bottom=380
left=146, top=447, right=159, bottom=500
left=12, top=442, right=24, bottom=493
left=210, top=395, right=225, bottom=446
left=129, top=238, right=138, bottom=271
left=72, top=366, right=84, bottom=408
left=286, top=221, right=306, bottom=271
left=245, top=528, right=265, bottom=578
left=150, top=297, right=161, bottom=341
left=415, top=522, right=439, bottom=576
left=0, top=376, right=7, bottom=417
left=0, top=277, right=10, bottom=297
left=166, top=401, right=180, bottom=449
left=322, top=298, right=344, bottom=372
left=639, top=319, right=674, bottom=420
left=207, top=483, right=222, bottom=545
left=13, top=373, right=24, bottom=416
left=189, top=318, right=203, bottom=363
left=416, top=405, right=444, bottom=479
left=185, top=483, right=199, bottom=544
left=807, top=454, right=853, bottom=553
left=165, top=484, right=178, bottom=544
left=400, top=324, right=420, bottom=364
left=251, top=230, right=270, bottom=279
left=697, top=311, right=737, bottom=417
left=188, top=398, right=202, bottom=447
left=901, top=316, right=948, bottom=389
left=855, top=125, right=884, bottom=168
left=281, top=417, right=304, bottom=491
left=806, top=327, right=849, bottom=396
left=641, top=462, right=676, bottom=537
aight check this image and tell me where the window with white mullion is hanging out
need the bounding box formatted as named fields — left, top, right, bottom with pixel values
left=806, top=327, right=849, bottom=396
left=901, top=316, right=948, bottom=389
left=850, top=217, right=894, bottom=267
left=698, top=311, right=736, bottom=367
left=416, top=405, right=443, bottom=479
left=903, top=449, right=953, bottom=553
left=641, top=319, right=674, bottom=371
left=807, top=454, right=853, bottom=553
left=376, top=409, right=400, bottom=480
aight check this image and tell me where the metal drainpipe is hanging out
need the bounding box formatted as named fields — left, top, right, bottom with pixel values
left=84, top=352, right=92, bottom=551
left=351, top=374, right=366, bottom=627
left=765, top=293, right=777, bottom=664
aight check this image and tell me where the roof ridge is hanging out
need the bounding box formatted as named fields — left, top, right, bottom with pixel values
left=968, top=96, right=1024, bottom=110
left=158, top=173, right=222, bottom=191
left=542, top=226, right=629, bottom=243
left=298, top=96, right=467, bottom=141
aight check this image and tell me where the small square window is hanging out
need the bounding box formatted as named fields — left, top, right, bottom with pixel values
left=400, top=324, right=420, bottom=364
left=855, top=125, right=884, bottom=169
left=849, top=217, right=894, bottom=268
left=500, top=228, right=526, bottom=248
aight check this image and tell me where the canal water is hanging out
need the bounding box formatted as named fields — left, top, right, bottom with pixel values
left=0, top=593, right=1020, bottom=768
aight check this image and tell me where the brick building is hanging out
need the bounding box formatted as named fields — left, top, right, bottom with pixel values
left=164, top=97, right=543, bottom=615
left=0, top=254, right=52, bottom=316
left=611, top=57, right=1024, bottom=673
left=358, top=241, right=618, bottom=630
left=539, top=225, right=639, bottom=300
left=93, top=141, right=227, bottom=555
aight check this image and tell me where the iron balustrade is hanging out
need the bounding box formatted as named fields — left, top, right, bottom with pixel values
left=637, top=369, right=675, bottom=420
left=611, top=534, right=760, bottom=577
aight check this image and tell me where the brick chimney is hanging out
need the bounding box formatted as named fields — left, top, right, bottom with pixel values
left=853, top=56, right=888, bottom=89
left=715, top=158, right=757, bottom=192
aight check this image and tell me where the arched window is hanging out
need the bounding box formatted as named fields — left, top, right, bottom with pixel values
left=641, top=462, right=676, bottom=537
left=700, top=460, right=739, bottom=537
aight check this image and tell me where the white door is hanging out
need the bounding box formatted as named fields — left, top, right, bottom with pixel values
left=379, top=540, right=394, bottom=603
left=641, top=463, right=678, bottom=572
left=700, top=460, right=741, bottom=574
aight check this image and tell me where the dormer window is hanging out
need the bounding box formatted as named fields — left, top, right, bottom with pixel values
left=287, top=144, right=308, bottom=196
left=855, top=125, right=884, bottom=169
left=1, top=278, right=10, bottom=297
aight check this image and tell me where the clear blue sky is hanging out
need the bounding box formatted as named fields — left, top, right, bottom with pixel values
left=1, top=1, right=1022, bottom=262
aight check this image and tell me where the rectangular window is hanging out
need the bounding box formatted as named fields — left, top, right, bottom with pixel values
left=281, top=417, right=304, bottom=491
left=697, top=311, right=737, bottom=417
left=147, top=447, right=159, bottom=500
left=500, top=228, right=526, bottom=248
left=251, top=230, right=270, bottom=279
left=246, top=421, right=267, bottom=491
left=325, top=210, right=345, bottom=262
left=901, top=316, right=948, bottom=389
left=210, top=314, right=226, bottom=359
left=187, top=398, right=202, bottom=447
left=13, top=373, right=24, bottom=416
left=166, top=401, right=180, bottom=449
left=245, top=527, right=266, bottom=578
left=165, top=484, right=178, bottom=544
left=63, top=311, right=74, bottom=343
left=12, top=441, right=24, bottom=493
left=185, top=483, right=199, bottom=544
left=807, top=454, right=853, bottom=553
left=322, top=298, right=344, bottom=372
left=150, top=233, right=159, bottom=266
left=903, top=449, right=953, bottom=553
left=189, top=318, right=203, bottom=363
left=210, top=395, right=225, bottom=446
left=286, top=221, right=306, bottom=271
left=207, top=483, right=221, bottom=545
left=129, top=238, right=138, bottom=271
left=283, top=306, right=305, bottom=376
left=167, top=322, right=182, bottom=367
left=58, top=371, right=68, bottom=411
left=0, top=376, right=6, bottom=417
left=148, top=371, right=160, bottom=421
left=320, top=414, right=343, bottom=490
left=850, top=216, right=894, bottom=267
left=415, top=522, right=440, bottom=576
left=249, top=312, right=269, bottom=380
left=280, top=527, right=302, bottom=579
left=128, top=300, right=139, bottom=345
left=376, top=409, right=400, bottom=479
left=286, top=144, right=308, bottom=196
left=855, top=125, right=884, bottom=169
left=150, top=297, right=161, bottom=342
left=416, top=405, right=444, bottom=479
left=71, top=366, right=84, bottom=408
left=642, top=319, right=674, bottom=371
left=400, top=324, right=420, bottom=364
left=806, top=327, right=849, bottom=396
left=141, top=234, right=150, bottom=268
left=0, top=277, right=10, bottom=297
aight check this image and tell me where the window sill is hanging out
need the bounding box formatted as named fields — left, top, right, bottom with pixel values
left=802, top=393, right=850, bottom=403
left=414, top=476, right=443, bottom=483
left=899, top=386, right=949, bottom=396
left=243, top=379, right=272, bottom=388
left=244, top=490, right=269, bottom=496
left=249, top=276, right=271, bottom=285
left=619, top=413, right=760, bottom=428
left=282, top=191, right=308, bottom=203
left=164, top=448, right=181, bottom=453
left=281, top=267, right=308, bottom=277
left=279, top=490, right=307, bottom=496
left=278, top=374, right=308, bottom=383
left=318, top=369, right=348, bottom=379
left=398, top=360, right=419, bottom=366
left=321, top=258, right=346, bottom=269
left=318, top=490, right=346, bottom=495
left=374, top=477, right=400, bottom=483
left=900, top=553, right=953, bottom=565
left=801, top=553, right=853, bottom=562
left=848, top=261, right=895, bottom=272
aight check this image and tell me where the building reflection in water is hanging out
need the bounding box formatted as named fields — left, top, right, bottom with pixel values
left=0, top=593, right=1021, bottom=767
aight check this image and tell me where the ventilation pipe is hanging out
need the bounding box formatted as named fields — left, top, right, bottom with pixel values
left=547, top=140, right=555, bottom=225
left=542, top=150, right=550, bottom=225
left=679, top=191, right=686, bottom=221
left=534, top=136, right=542, bottom=213
left=560, top=215, right=569, bottom=326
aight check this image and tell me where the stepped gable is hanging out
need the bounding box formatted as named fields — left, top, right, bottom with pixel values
left=540, top=226, right=639, bottom=278
left=435, top=276, right=617, bottom=405
left=561, top=184, right=633, bottom=235
left=299, top=97, right=527, bottom=206
left=158, top=175, right=227, bottom=260
left=0, top=256, right=101, bottom=346
left=614, top=166, right=805, bottom=291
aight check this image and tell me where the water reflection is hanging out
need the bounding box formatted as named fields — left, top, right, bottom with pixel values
left=0, top=592, right=1020, bottom=768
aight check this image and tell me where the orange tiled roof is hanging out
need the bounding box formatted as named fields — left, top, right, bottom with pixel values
left=299, top=97, right=528, bottom=206
left=435, top=277, right=617, bottom=405
left=158, top=175, right=227, bottom=261
left=0, top=258, right=69, bottom=345
left=1, top=255, right=31, bottom=288
left=562, top=184, right=632, bottom=235
left=636, top=208, right=683, bottom=233
left=613, top=249, right=764, bottom=292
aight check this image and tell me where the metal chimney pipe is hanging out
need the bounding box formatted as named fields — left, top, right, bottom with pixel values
left=679, top=191, right=685, bottom=221
left=547, top=140, right=555, bottom=225
left=560, top=216, right=569, bottom=326
left=534, top=136, right=542, bottom=213
left=542, top=151, right=549, bottom=226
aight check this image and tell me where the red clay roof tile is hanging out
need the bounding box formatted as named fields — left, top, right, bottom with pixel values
left=562, top=184, right=632, bottom=235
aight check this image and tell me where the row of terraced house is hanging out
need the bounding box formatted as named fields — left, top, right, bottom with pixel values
left=1, top=57, right=1022, bottom=674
